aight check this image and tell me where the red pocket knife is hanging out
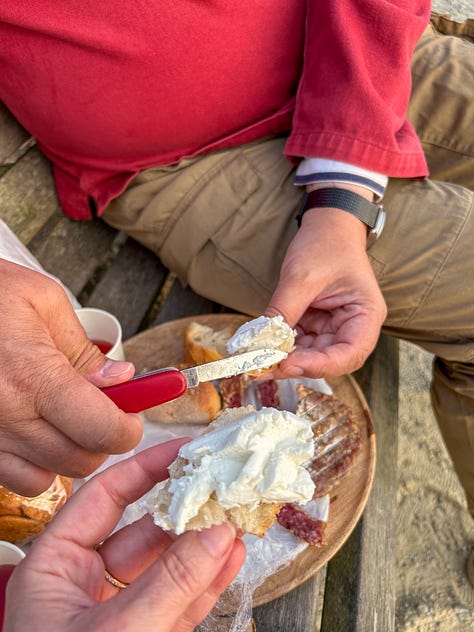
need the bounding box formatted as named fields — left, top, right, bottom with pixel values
left=102, top=348, right=287, bottom=413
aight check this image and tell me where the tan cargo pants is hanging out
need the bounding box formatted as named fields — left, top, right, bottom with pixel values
left=103, top=17, right=474, bottom=516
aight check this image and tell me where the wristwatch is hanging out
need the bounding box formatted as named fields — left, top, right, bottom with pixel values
left=297, top=187, right=386, bottom=248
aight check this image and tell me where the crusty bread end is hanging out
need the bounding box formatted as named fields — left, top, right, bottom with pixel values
left=145, top=363, right=222, bottom=424
left=183, top=322, right=234, bottom=364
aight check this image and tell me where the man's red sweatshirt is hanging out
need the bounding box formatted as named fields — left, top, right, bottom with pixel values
left=0, top=1, right=430, bottom=220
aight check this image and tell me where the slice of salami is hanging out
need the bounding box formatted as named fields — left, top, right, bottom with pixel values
left=219, top=375, right=244, bottom=408
left=277, top=503, right=325, bottom=545
left=256, top=379, right=280, bottom=408
left=296, top=386, right=346, bottom=421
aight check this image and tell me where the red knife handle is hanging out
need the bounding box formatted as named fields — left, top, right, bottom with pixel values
left=102, top=369, right=187, bottom=413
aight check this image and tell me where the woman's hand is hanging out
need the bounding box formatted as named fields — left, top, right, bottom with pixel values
left=4, top=440, right=246, bottom=632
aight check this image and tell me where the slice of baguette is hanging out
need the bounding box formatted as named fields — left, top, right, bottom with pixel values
left=183, top=321, right=234, bottom=364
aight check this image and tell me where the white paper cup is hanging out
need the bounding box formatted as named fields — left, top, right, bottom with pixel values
left=75, top=307, right=125, bottom=361
left=0, top=541, right=25, bottom=566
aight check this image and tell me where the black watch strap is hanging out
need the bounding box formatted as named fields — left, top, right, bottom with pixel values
left=296, top=187, right=386, bottom=246
left=298, top=187, right=380, bottom=227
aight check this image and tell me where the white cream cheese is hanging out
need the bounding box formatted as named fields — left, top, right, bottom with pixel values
left=226, top=315, right=296, bottom=355
left=160, top=408, right=315, bottom=535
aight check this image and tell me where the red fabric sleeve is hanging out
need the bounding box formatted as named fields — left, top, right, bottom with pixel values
left=285, top=0, right=431, bottom=177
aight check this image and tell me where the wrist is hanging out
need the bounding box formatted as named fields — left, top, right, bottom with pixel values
left=298, top=186, right=385, bottom=248
left=300, top=204, right=368, bottom=250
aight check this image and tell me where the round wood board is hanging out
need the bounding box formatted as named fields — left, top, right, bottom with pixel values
left=124, top=314, right=376, bottom=607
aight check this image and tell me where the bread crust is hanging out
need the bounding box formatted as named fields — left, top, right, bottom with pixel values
left=183, top=321, right=234, bottom=364
left=143, top=362, right=223, bottom=423
left=0, top=476, right=73, bottom=543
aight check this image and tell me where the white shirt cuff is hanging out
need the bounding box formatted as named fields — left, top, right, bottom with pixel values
left=294, top=158, right=388, bottom=201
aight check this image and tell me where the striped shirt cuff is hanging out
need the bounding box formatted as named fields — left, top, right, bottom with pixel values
left=294, top=158, right=388, bottom=201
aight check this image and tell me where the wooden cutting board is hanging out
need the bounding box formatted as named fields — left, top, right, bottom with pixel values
left=124, top=313, right=376, bottom=606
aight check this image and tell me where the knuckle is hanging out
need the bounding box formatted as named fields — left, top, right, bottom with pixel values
left=161, top=547, right=202, bottom=599
left=92, top=414, right=138, bottom=454
left=0, top=452, right=55, bottom=497
left=69, top=341, right=104, bottom=374
left=89, top=418, right=117, bottom=453
left=351, top=352, right=367, bottom=373
left=64, top=454, right=106, bottom=479
left=33, top=363, right=75, bottom=416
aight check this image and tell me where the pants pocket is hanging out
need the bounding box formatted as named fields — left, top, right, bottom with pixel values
left=159, top=150, right=261, bottom=284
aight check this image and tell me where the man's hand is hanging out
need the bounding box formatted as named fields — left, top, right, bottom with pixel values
left=265, top=192, right=387, bottom=379
left=4, top=440, right=245, bottom=632
left=0, top=259, right=143, bottom=496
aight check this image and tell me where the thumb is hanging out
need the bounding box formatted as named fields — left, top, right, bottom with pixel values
left=264, top=278, right=312, bottom=329
left=112, top=523, right=239, bottom=629
left=34, top=290, right=135, bottom=387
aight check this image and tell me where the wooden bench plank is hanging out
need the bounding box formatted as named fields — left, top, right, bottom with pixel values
left=84, top=236, right=168, bottom=340
left=253, top=571, right=325, bottom=632
left=320, top=334, right=399, bottom=632
left=0, top=148, right=59, bottom=242
left=27, top=215, right=118, bottom=296
left=152, top=276, right=222, bottom=326
left=0, top=103, right=31, bottom=166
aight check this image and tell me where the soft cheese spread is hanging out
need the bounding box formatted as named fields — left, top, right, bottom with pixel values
left=226, top=315, right=296, bottom=355
left=157, top=407, right=315, bottom=534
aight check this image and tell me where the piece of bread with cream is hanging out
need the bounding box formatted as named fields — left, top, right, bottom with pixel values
left=225, top=315, right=296, bottom=375
left=225, top=315, right=296, bottom=356
left=148, top=405, right=315, bottom=537
left=183, top=315, right=295, bottom=378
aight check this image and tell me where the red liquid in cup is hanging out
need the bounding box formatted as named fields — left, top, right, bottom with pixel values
left=0, top=565, right=16, bottom=624
left=91, top=339, right=113, bottom=354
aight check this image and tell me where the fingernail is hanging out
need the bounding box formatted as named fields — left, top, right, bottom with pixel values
left=255, top=372, right=274, bottom=381
left=99, top=359, right=133, bottom=377
left=199, top=522, right=236, bottom=558
left=283, top=366, right=304, bottom=377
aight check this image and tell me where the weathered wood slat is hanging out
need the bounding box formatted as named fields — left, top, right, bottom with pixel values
left=320, top=334, right=399, bottom=632
left=0, top=148, right=58, bottom=242
left=0, top=103, right=31, bottom=166
left=152, top=276, right=221, bottom=326
left=27, top=215, right=118, bottom=296
left=84, top=236, right=168, bottom=340
left=253, top=570, right=325, bottom=631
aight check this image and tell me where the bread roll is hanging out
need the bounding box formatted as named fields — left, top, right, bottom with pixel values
left=145, top=363, right=222, bottom=424
left=183, top=321, right=234, bottom=364
left=0, top=476, right=73, bottom=543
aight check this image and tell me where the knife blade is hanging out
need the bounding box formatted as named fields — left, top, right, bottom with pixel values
left=102, top=348, right=287, bottom=413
